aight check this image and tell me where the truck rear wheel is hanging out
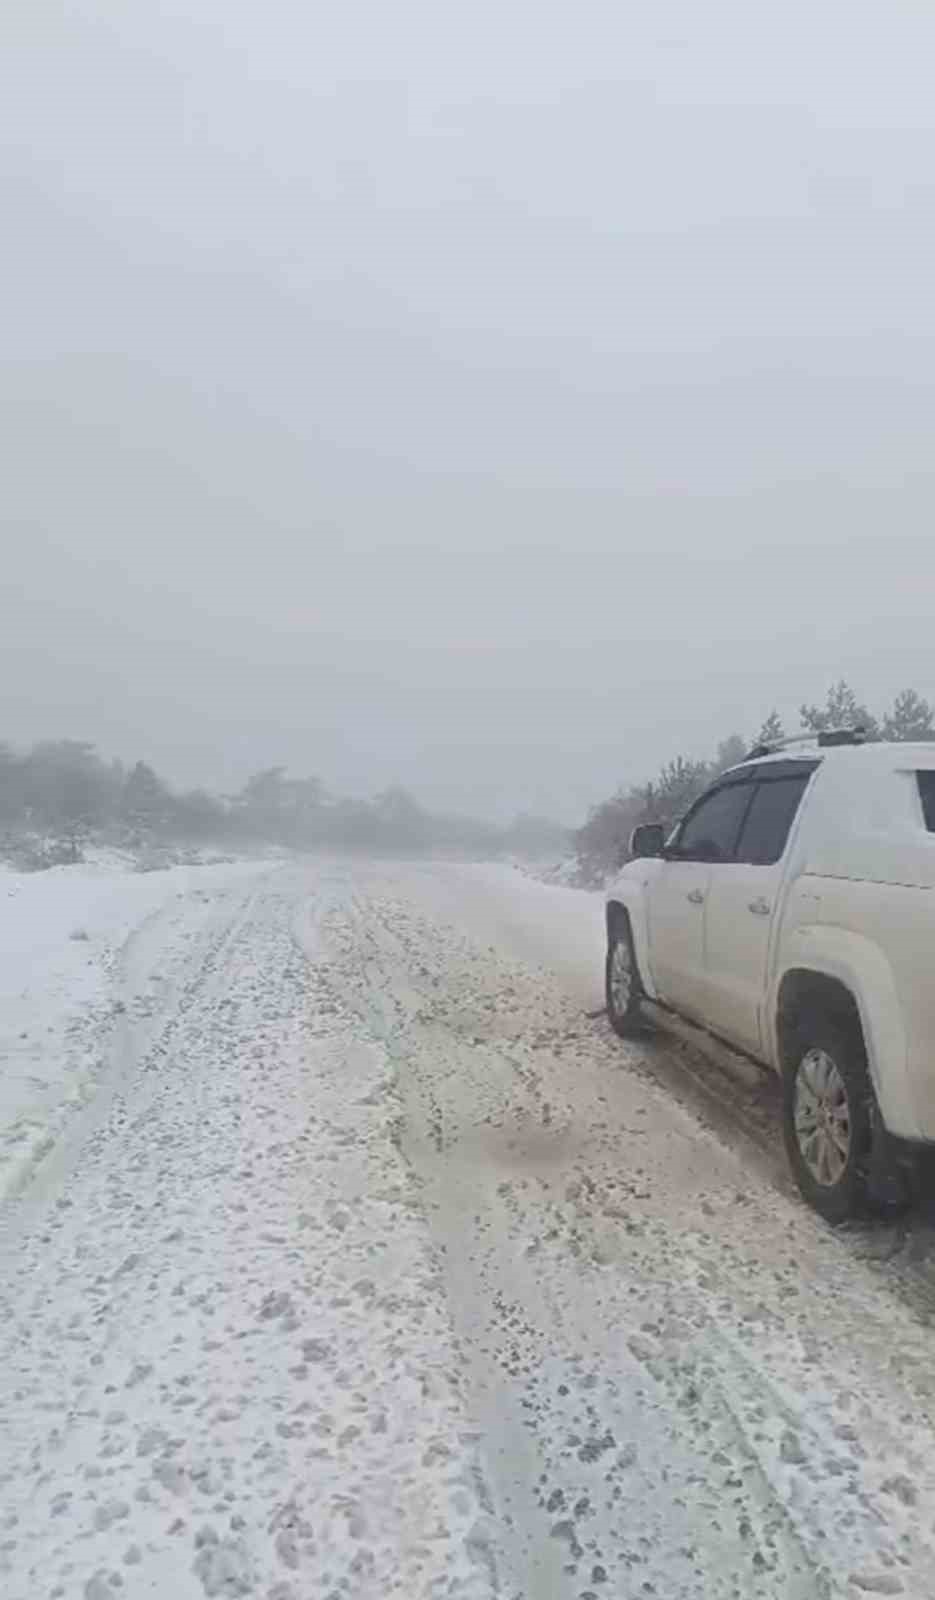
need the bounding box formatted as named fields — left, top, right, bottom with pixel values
left=782, top=1017, right=875, bottom=1223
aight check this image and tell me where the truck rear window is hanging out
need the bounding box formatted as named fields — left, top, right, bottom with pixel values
left=735, top=774, right=810, bottom=865
left=917, top=771, right=935, bottom=831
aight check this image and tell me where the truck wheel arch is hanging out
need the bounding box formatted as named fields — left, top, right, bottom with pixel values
left=606, top=897, right=654, bottom=1000
left=776, top=970, right=865, bottom=1070
left=774, top=950, right=914, bottom=1140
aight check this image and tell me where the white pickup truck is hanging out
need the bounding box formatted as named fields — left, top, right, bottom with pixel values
left=604, top=733, right=935, bottom=1220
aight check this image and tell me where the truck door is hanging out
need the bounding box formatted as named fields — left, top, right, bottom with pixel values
left=702, top=765, right=816, bottom=1054
left=647, top=778, right=755, bottom=1021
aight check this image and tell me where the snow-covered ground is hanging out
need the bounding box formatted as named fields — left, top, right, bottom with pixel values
left=0, top=853, right=267, bottom=1201
left=2, top=857, right=935, bottom=1598
left=0, top=860, right=497, bottom=1600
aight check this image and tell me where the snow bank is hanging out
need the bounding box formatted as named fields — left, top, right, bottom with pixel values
left=0, top=854, right=266, bottom=1200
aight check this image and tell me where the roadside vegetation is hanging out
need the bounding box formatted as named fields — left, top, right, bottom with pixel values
left=0, top=741, right=568, bottom=871
left=6, top=680, right=931, bottom=882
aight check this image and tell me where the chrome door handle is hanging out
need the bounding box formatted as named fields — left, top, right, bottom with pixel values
left=686, top=888, right=705, bottom=905
left=748, top=896, right=771, bottom=916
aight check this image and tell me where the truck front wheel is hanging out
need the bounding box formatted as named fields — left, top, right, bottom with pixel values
left=782, top=1017, right=876, bottom=1222
left=605, top=913, right=643, bottom=1037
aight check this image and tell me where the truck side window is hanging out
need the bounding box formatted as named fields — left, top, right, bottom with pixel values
left=734, top=776, right=810, bottom=865
left=917, top=771, right=935, bottom=831
left=671, top=782, right=754, bottom=862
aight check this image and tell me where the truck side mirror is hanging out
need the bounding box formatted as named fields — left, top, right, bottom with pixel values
left=629, top=823, right=666, bottom=859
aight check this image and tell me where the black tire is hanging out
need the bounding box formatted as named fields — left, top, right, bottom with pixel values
left=605, top=913, right=643, bottom=1037
left=782, top=1015, right=876, bottom=1223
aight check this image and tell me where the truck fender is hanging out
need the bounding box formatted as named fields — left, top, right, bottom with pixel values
left=770, top=926, right=917, bottom=1140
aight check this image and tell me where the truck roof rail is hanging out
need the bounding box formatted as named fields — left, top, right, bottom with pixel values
left=744, top=727, right=867, bottom=761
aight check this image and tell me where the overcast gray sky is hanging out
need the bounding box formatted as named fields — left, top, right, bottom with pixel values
left=4, top=2, right=935, bottom=821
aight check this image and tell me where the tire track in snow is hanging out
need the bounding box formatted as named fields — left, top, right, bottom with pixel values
left=0, top=868, right=497, bottom=1600
left=0, top=876, right=266, bottom=1278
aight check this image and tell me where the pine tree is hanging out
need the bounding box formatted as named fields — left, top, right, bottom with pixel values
left=122, top=761, right=169, bottom=825
left=881, top=688, right=935, bottom=742
left=800, top=681, right=879, bottom=741
left=754, top=711, right=785, bottom=748
left=714, top=734, right=747, bottom=772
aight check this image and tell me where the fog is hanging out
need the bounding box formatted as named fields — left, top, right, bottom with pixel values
left=4, top=2, right=935, bottom=823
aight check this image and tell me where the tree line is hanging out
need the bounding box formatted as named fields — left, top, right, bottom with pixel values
left=0, top=740, right=569, bottom=870
left=575, top=681, right=935, bottom=883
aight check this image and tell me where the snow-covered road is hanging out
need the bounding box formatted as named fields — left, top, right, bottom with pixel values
left=2, top=859, right=935, bottom=1599
left=0, top=855, right=267, bottom=1202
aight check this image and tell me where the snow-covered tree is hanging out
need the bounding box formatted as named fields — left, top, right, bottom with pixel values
left=800, top=681, right=879, bottom=741
left=881, top=688, right=935, bottom=742
left=754, top=710, right=785, bottom=747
